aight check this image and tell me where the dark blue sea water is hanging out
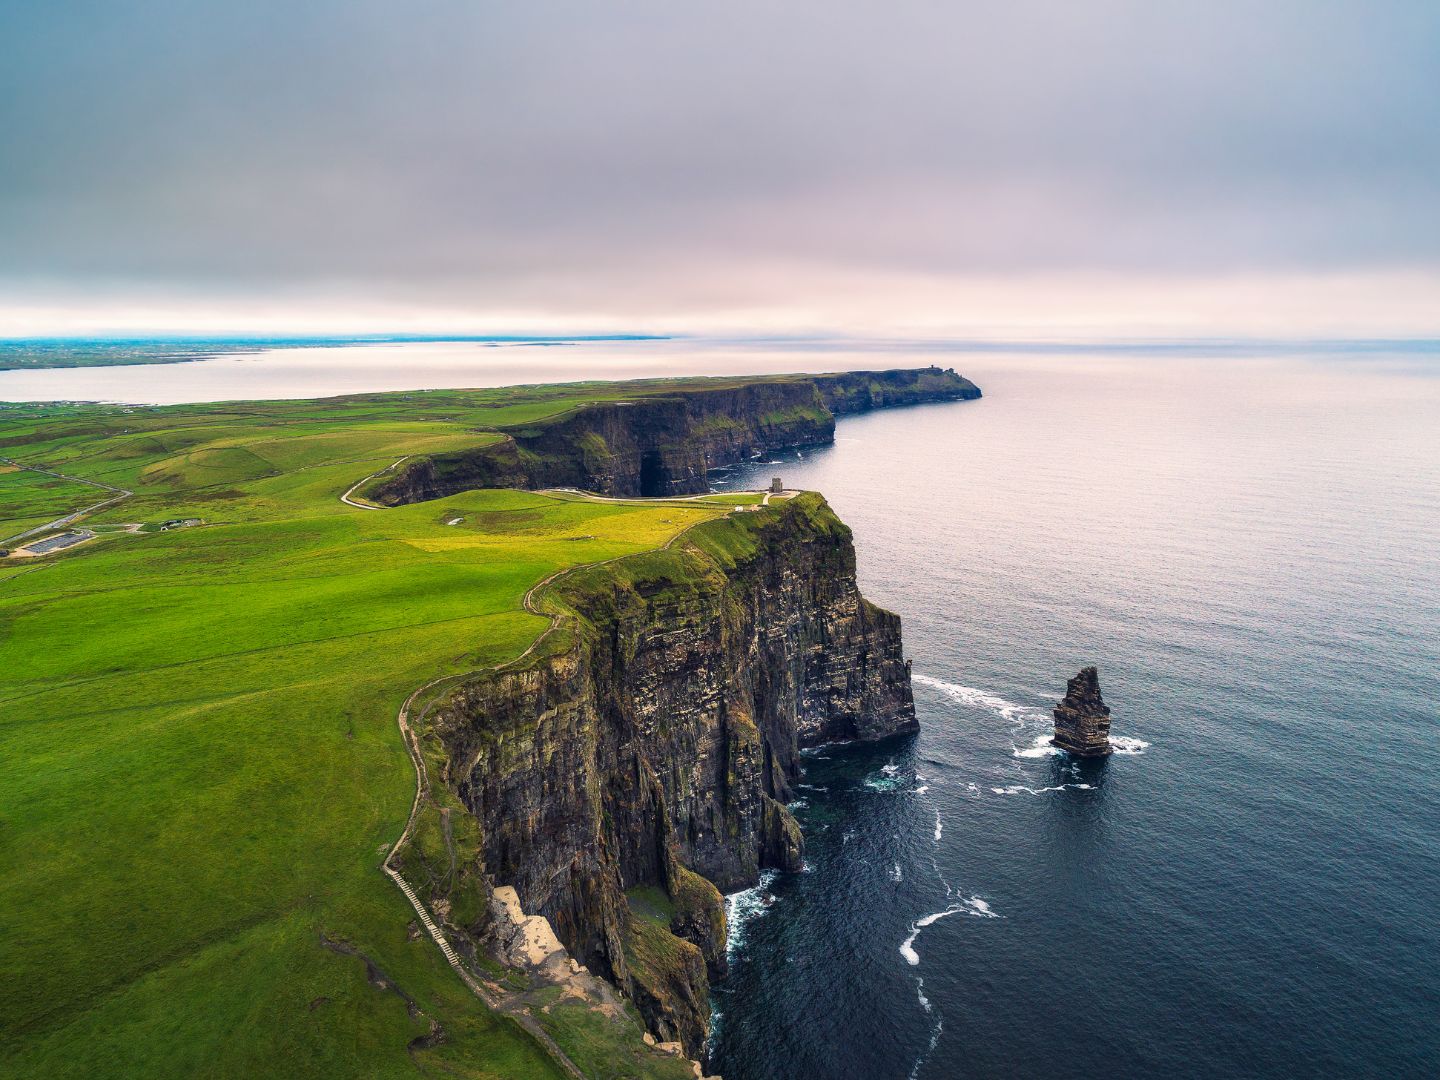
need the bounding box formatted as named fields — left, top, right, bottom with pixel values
left=707, top=354, right=1440, bottom=1079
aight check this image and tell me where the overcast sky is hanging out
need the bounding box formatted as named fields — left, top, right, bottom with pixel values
left=2, top=1, right=1437, bottom=336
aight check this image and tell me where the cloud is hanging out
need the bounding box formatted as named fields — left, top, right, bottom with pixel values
left=2, top=1, right=1437, bottom=333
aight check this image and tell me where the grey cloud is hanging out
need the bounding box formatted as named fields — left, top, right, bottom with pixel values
left=2, top=0, right=1437, bottom=311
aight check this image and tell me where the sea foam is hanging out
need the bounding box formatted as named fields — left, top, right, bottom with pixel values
left=913, top=674, right=1040, bottom=725
left=913, top=673, right=1063, bottom=759
left=1110, top=735, right=1151, bottom=755
left=991, top=783, right=1094, bottom=796
left=1013, top=733, right=1061, bottom=759
left=724, top=869, right=779, bottom=961
left=900, top=897, right=999, bottom=965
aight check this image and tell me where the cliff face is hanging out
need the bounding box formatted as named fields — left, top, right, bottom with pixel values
left=428, top=495, right=915, bottom=1054
left=816, top=366, right=981, bottom=415
left=1051, top=666, right=1114, bottom=757
left=373, top=367, right=979, bottom=503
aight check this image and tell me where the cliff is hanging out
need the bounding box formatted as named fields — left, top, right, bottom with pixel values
left=814, top=366, right=981, bottom=415
left=421, top=494, right=916, bottom=1055
left=371, top=367, right=980, bottom=502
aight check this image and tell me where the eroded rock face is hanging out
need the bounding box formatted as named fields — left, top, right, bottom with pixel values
left=430, top=495, right=915, bottom=1055
left=373, top=368, right=980, bottom=503
left=1051, top=666, right=1113, bottom=757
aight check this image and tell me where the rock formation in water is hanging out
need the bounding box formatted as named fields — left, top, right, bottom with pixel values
left=1051, top=666, right=1113, bottom=757
left=414, top=494, right=916, bottom=1057
left=371, top=367, right=981, bottom=503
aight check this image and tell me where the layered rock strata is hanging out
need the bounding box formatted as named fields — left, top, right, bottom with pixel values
left=372, top=367, right=980, bottom=503
left=1051, top=666, right=1114, bottom=757
left=427, top=494, right=916, bottom=1055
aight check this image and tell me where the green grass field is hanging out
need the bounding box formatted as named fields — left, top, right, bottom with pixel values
left=0, top=386, right=758, bottom=1078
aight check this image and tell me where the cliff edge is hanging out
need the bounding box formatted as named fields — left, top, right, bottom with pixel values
left=413, top=494, right=915, bottom=1056
left=370, top=367, right=980, bottom=502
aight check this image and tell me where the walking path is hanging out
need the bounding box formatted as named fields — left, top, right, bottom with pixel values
left=340, top=455, right=410, bottom=509
left=349, top=475, right=758, bottom=1078
left=1, top=456, right=133, bottom=546
left=382, top=670, right=586, bottom=1078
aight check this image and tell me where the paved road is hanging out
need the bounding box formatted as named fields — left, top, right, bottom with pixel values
left=1, top=456, right=132, bottom=546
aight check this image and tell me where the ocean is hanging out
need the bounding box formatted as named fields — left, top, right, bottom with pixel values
left=705, top=352, right=1440, bottom=1079
left=4, top=340, right=1436, bottom=1078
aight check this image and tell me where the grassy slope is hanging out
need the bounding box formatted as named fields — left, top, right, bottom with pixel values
left=0, top=387, right=755, bottom=1079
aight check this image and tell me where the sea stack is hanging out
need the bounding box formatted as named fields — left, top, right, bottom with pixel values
left=1051, top=666, right=1113, bottom=757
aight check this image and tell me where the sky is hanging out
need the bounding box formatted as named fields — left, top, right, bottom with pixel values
left=2, top=1, right=1437, bottom=338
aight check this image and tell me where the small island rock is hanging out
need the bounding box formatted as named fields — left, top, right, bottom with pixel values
left=1051, top=666, right=1113, bottom=757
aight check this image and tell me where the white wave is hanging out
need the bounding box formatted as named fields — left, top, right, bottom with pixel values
left=914, top=674, right=1072, bottom=762
left=864, top=773, right=905, bottom=793
left=915, top=976, right=930, bottom=1012
left=900, top=896, right=997, bottom=966
left=899, top=929, right=924, bottom=965
left=1111, top=735, right=1151, bottom=755
left=908, top=1017, right=943, bottom=1080
left=933, top=810, right=943, bottom=842
left=912, top=673, right=1044, bottom=726
left=927, top=846, right=954, bottom=898
left=724, top=869, right=779, bottom=960
left=867, top=761, right=930, bottom=794
left=991, top=782, right=1093, bottom=796
left=787, top=798, right=808, bottom=811
left=1013, top=733, right=1061, bottom=759
left=964, top=897, right=999, bottom=918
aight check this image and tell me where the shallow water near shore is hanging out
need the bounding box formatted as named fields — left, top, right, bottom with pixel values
left=708, top=353, right=1440, bottom=1079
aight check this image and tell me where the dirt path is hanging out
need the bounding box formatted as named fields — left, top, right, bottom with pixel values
left=1, top=455, right=133, bottom=546
left=359, top=478, right=753, bottom=1079
left=339, top=455, right=410, bottom=509
left=502, top=494, right=731, bottom=671
left=381, top=675, right=586, bottom=1079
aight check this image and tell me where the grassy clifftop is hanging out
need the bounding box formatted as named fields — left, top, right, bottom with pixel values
left=0, top=370, right=967, bottom=1078
left=0, top=386, right=750, bottom=1079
